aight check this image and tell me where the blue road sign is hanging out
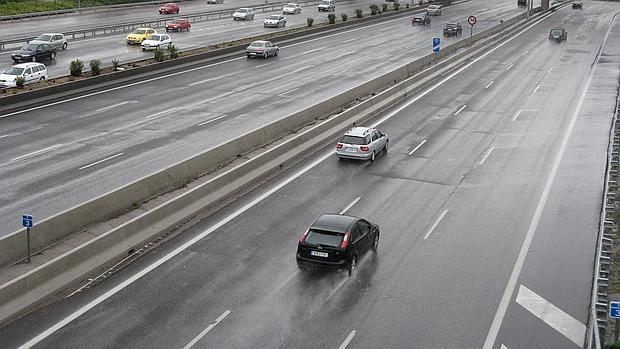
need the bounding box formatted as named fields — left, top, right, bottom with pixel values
left=432, top=37, right=440, bottom=53
left=22, top=214, right=33, bottom=228
left=610, top=301, right=620, bottom=319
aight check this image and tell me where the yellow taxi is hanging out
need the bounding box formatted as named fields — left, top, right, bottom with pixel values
left=126, top=28, right=157, bottom=45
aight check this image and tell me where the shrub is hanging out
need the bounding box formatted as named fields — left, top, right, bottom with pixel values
left=69, top=59, right=84, bottom=77
left=406, top=3, right=410, bottom=8
left=307, top=17, right=314, bottom=27
left=327, top=13, right=336, bottom=24
left=89, top=59, right=101, bottom=76
left=394, top=3, right=400, bottom=10
left=168, top=44, right=179, bottom=59
left=381, top=3, right=388, bottom=12
left=112, top=59, right=120, bottom=69
left=15, top=76, right=26, bottom=88
left=154, top=48, right=164, bottom=62
left=355, top=8, right=363, bottom=18
left=370, top=4, right=379, bottom=15
left=341, top=13, right=348, bottom=21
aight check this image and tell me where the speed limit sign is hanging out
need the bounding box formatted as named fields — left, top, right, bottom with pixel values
left=467, top=15, right=477, bottom=26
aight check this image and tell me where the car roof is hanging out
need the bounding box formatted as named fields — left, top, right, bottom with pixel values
left=38, top=33, right=63, bottom=36
left=311, top=214, right=359, bottom=233
left=344, top=126, right=374, bottom=137
left=13, top=62, right=45, bottom=68
left=251, top=40, right=268, bottom=44
left=136, top=27, right=155, bottom=30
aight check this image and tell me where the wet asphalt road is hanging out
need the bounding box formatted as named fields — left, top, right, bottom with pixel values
left=0, top=2, right=618, bottom=348
left=0, top=0, right=520, bottom=236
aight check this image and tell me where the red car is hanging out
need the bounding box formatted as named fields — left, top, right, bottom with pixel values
left=165, top=18, right=191, bottom=31
left=159, top=3, right=180, bottom=14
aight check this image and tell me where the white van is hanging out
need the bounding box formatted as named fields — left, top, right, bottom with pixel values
left=318, top=0, right=335, bottom=11
left=0, top=62, right=48, bottom=89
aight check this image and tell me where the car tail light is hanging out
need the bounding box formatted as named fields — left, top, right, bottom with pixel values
left=360, top=146, right=369, bottom=152
left=299, top=228, right=310, bottom=243
left=340, top=231, right=350, bottom=249
left=336, top=143, right=343, bottom=149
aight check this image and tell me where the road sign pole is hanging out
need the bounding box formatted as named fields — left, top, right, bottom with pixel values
left=26, top=227, right=31, bottom=263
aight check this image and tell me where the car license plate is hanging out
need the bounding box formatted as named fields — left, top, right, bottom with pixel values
left=345, top=147, right=357, bottom=152
left=310, top=251, right=328, bottom=258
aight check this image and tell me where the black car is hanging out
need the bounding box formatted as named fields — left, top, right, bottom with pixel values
left=443, top=22, right=463, bottom=36
left=517, top=0, right=526, bottom=6
left=412, top=13, right=431, bottom=26
left=11, top=43, right=56, bottom=63
left=572, top=1, right=582, bottom=9
left=549, top=27, right=568, bottom=41
left=296, top=214, right=379, bottom=276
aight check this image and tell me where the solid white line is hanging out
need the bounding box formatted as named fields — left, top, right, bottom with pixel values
left=512, top=110, right=522, bottom=121
left=95, top=101, right=131, bottom=113
left=338, top=330, right=356, bottom=349
left=11, top=144, right=64, bottom=162
left=145, top=108, right=177, bottom=119
left=482, top=13, right=614, bottom=348
left=278, top=88, right=299, bottom=97
left=182, top=310, right=231, bottom=349
left=516, top=285, right=586, bottom=346
left=533, top=83, right=540, bottom=93
left=423, top=209, right=448, bottom=240
left=17, top=13, right=556, bottom=348
left=292, top=65, right=313, bottom=73
left=479, top=146, right=495, bottom=165
left=408, top=139, right=427, bottom=155
left=78, top=153, right=124, bottom=170
left=454, top=105, right=467, bottom=116
left=340, top=197, right=361, bottom=215
left=197, top=114, right=227, bottom=126
left=187, top=77, right=219, bottom=87
left=485, top=81, right=494, bottom=89
left=505, top=64, right=514, bottom=71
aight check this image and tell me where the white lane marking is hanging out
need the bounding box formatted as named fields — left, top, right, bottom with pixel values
left=479, top=146, right=495, bottom=165
left=18, top=13, right=556, bottom=347
left=187, top=77, right=219, bottom=87
left=342, top=37, right=360, bottom=43
left=506, top=64, right=514, bottom=71
left=286, top=46, right=326, bottom=59
left=340, top=197, right=361, bottom=215
left=516, top=285, right=586, bottom=346
left=512, top=110, right=522, bottom=121
left=423, top=209, right=448, bottom=240
left=11, top=144, right=64, bottom=162
left=292, top=65, right=313, bottom=73
left=332, top=69, right=349, bottom=77
left=197, top=114, right=227, bottom=126
left=78, top=153, right=124, bottom=170
left=255, top=62, right=273, bottom=68
left=485, top=81, right=494, bottom=89
left=336, top=51, right=357, bottom=59
left=278, top=88, right=299, bottom=97
left=182, top=310, right=231, bottom=349
left=454, top=104, right=467, bottom=116
left=533, top=83, right=541, bottom=93
left=145, top=107, right=177, bottom=119
left=522, top=50, right=529, bottom=56
left=0, top=134, right=9, bottom=139
left=95, top=101, right=131, bottom=113
left=482, top=12, right=615, bottom=349
left=408, top=139, right=427, bottom=155
left=338, top=330, right=356, bottom=349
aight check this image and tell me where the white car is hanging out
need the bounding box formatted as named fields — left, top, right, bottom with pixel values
left=29, top=33, right=67, bottom=50
left=426, top=4, right=442, bottom=15
left=264, top=15, right=287, bottom=28
left=233, top=8, right=255, bottom=20
left=141, top=34, right=172, bottom=50
left=0, top=62, right=48, bottom=89
left=317, top=0, right=335, bottom=11
left=282, top=3, right=301, bottom=14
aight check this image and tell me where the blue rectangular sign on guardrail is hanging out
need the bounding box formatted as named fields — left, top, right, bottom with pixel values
left=22, top=214, right=33, bottom=228
left=433, top=37, right=440, bottom=53
left=610, top=301, right=620, bottom=319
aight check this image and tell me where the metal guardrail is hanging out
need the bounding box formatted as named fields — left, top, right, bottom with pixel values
left=0, top=0, right=323, bottom=50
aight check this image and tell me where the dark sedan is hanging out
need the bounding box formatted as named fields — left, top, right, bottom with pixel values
left=297, top=213, right=379, bottom=276
left=11, top=43, right=56, bottom=63
left=443, top=22, right=462, bottom=36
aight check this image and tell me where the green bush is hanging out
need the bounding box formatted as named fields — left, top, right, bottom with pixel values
left=370, top=4, right=379, bottom=15
left=355, top=8, right=363, bottom=18
left=168, top=44, right=179, bottom=59
left=394, top=3, right=400, bottom=10
left=605, top=344, right=620, bottom=349
left=327, top=13, right=336, bottom=24
left=307, top=17, right=314, bottom=27
left=111, top=59, right=120, bottom=69
left=341, top=13, right=347, bottom=21
left=69, top=59, right=84, bottom=77
left=153, top=48, right=164, bottom=62
left=15, top=76, right=26, bottom=88
left=381, top=3, right=388, bottom=12
left=89, top=59, right=101, bottom=76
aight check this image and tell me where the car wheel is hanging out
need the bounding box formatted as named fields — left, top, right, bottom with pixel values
left=39, top=76, right=45, bottom=81
left=371, top=233, right=379, bottom=252
left=370, top=151, right=376, bottom=162
left=62, top=42, right=67, bottom=50
left=274, top=49, right=279, bottom=56
left=247, top=54, right=252, bottom=59
left=283, top=22, right=286, bottom=27
left=50, top=52, right=55, bottom=59
left=348, top=255, right=357, bottom=277
left=31, top=56, right=36, bottom=62
left=263, top=52, right=268, bottom=59
left=384, top=142, right=388, bottom=153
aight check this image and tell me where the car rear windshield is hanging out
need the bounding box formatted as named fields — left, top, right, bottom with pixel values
left=267, top=15, right=280, bottom=20
left=238, top=8, right=248, bottom=12
left=133, top=29, right=147, bottom=34
left=340, top=135, right=368, bottom=145
left=249, top=42, right=264, bottom=47
left=35, top=34, right=51, bottom=41
left=4, top=67, right=24, bottom=75
left=320, top=1, right=331, bottom=4
left=305, top=229, right=344, bottom=247
left=550, top=29, right=562, bottom=35
left=147, top=35, right=161, bottom=40
left=21, top=44, right=39, bottom=51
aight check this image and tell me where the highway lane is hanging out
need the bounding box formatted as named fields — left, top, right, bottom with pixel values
left=0, top=0, right=520, bottom=236
left=0, top=2, right=617, bottom=348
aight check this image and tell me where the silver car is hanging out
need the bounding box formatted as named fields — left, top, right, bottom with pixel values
left=264, top=15, right=287, bottom=28
left=246, top=40, right=279, bottom=58
left=426, top=4, right=442, bottom=15
left=336, top=127, right=388, bottom=161
left=233, top=8, right=255, bottom=20
left=29, top=33, right=67, bottom=50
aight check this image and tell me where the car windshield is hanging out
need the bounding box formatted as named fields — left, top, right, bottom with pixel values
left=237, top=8, right=248, bottom=12
left=550, top=29, right=562, bottom=35
left=249, top=42, right=264, bottom=47
left=267, top=15, right=280, bottom=20
left=340, top=135, right=367, bottom=145
left=286, top=3, right=296, bottom=6
left=147, top=35, right=161, bottom=40
left=20, top=44, right=38, bottom=51
left=305, top=230, right=344, bottom=248
left=428, top=5, right=438, bottom=9
left=320, top=0, right=330, bottom=4
left=34, top=34, right=52, bottom=41
left=4, top=67, right=24, bottom=75
left=164, top=3, right=175, bottom=6
left=132, top=29, right=147, bottom=34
